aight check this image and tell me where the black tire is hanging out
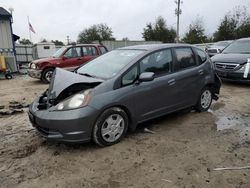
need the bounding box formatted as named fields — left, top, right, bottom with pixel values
left=41, top=68, right=54, bottom=84
left=5, top=73, right=13, bottom=79
left=93, top=107, right=129, bottom=147
left=195, top=87, right=213, bottom=112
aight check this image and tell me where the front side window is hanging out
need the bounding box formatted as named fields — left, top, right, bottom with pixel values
left=64, top=47, right=81, bottom=58
left=77, top=49, right=144, bottom=79
left=122, top=66, right=138, bottom=86
left=140, top=49, right=172, bottom=76
left=175, top=48, right=196, bottom=70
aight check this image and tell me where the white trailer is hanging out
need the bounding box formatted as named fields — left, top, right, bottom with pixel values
left=32, top=42, right=56, bottom=59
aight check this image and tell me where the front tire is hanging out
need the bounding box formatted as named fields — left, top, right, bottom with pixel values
left=195, top=87, right=213, bottom=112
left=93, top=107, right=128, bottom=146
left=41, top=68, right=54, bottom=84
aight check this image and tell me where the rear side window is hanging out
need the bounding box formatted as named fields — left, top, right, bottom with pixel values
left=195, top=48, right=207, bottom=64
left=99, top=46, right=108, bottom=54
left=140, top=49, right=172, bottom=76
left=82, top=46, right=97, bottom=56
left=175, top=48, right=196, bottom=70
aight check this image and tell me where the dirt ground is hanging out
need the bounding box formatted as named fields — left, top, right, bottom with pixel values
left=0, top=75, right=249, bottom=188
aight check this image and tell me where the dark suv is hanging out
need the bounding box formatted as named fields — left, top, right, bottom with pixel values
left=29, top=44, right=221, bottom=146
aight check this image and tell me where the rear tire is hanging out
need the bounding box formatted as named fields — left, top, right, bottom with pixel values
left=5, top=73, right=13, bottom=79
left=195, top=87, right=213, bottom=112
left=93, top=107, right=128, bottom=147
left=41, top=68, right=54, bottom=84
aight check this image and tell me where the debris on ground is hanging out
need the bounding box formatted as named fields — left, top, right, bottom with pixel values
left=213, top=166, right=250, bottom=171
left=9, top=101, right=29, bottom=109
left=0, top=109, right=24, bottom=116
left=144, top=128, right=155, bottom=134
left=0, top=105, right=4, bottom=109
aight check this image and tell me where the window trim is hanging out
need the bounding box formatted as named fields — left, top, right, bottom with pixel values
left=172, top=47, right=198, bottom=72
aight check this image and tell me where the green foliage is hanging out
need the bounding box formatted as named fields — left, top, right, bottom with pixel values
left=142, top=16, right=176, bottom=43
left=51, top=40, right=64, bottom=46
left=213, top=6, right=250, bottom=41
left=182, top=17, right=208, bottom=44
left=77, top=24, right=115, bottom=43
left=18, top=38, right=33, bottom=45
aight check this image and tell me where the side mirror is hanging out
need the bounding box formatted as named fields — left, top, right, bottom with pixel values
left=62, top=56, right=67, bottom=60
left=138, top=72, right=155, bottom=82
left=218, top=49, right=222, bottom=53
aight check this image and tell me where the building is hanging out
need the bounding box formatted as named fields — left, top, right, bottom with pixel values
left=0, top=7, right=19, bottom=72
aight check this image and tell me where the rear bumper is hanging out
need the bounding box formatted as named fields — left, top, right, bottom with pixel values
left=28, top=69, right=42, bottom=79
left=28, top=96, right=99, bottom=143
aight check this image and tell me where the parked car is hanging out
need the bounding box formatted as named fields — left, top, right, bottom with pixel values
left=211, top=37, right=250, bottom=83
left=28, top=44, right=221, bottom=146
left=28, top=44, right=108, bottom=83
left=206, top=40, right=232, bottom=57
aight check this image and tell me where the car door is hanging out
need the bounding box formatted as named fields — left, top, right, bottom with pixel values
left=60, top=47, right=83, bottom=71
left=172, top=47, right=202, bottom=107
left=131, top=48, right=182, bottom=121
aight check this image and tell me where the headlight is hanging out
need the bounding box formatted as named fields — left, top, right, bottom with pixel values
left=238, top=64, right=246, bottom=72
left=54, top=89, right=92, bottom=111
left=31, top=63, right=37, bottom=69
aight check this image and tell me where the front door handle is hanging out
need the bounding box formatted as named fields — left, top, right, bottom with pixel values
left=198, top=69, right=204, bottom=75
left=168, top=79, right=176, bottom=86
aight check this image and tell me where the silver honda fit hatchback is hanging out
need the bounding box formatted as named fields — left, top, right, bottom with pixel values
left=29, top=44, right=221, bottom=146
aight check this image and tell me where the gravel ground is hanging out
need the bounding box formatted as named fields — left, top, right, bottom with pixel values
left=0, top=75, right=249, bottom=188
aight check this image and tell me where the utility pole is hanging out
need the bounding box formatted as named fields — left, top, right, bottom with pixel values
left=175, top=0, right=182, bottom=43
left=66, top=36, right=70, bottom=45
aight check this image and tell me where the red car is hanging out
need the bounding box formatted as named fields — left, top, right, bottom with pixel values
left=28, top=44, right=108, bottom=83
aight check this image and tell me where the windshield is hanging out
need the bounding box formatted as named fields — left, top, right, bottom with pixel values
left=77, top=49, right=144, bottom=79
left=223, top=40, right=250, bottom=54
left=52, top=47, right=67, bottom=57
left=214, top=41, right=231, bottom=47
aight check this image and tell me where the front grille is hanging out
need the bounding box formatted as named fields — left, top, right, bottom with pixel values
left=208, top=49, right=217, bottom=53
left=215, top=62, right=239, bottom=71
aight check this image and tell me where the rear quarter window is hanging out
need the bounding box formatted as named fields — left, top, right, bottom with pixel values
left=195, top=48, right=207, bottom=65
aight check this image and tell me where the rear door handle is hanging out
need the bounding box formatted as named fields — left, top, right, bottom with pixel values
left=198, top=69, right=204, bottom=75
left=168, top=79, right=176, bottom=86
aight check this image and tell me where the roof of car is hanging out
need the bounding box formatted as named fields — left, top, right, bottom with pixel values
left=237, top=37, right=250, bottom=41
left=67, top=43, right=104, bottom=48
left=118, top=43, right=194, bottom=51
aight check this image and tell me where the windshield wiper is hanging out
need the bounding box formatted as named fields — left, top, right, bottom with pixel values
left=78, top=72, right=96, bottom=78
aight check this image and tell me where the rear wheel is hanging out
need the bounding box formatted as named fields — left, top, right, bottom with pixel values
left=93, top=107, right=128, bottom=146
left=5, top=73, right=13, bottom=79
left=41, top=68, right=54, bottom=83
left=195, top=87, right=213, bottom=112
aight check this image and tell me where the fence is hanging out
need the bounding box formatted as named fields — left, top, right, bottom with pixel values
left=15, top=44, right=33, bottom=65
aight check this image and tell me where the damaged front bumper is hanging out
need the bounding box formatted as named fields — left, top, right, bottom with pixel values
left=27, top=69, right=42, bottom=79
left=28, top=95, right=99, bottom=142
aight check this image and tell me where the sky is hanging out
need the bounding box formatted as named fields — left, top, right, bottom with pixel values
left=1, top=0, right=250, bottom=44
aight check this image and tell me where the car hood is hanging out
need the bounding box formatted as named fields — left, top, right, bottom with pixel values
left=211, top=53, right=250, bottom=65
left=47, top=68, right=103, bottom=100
left=32, top=57, right=60, bottom=64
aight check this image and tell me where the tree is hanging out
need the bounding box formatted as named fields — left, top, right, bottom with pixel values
left=18, top=38, right=33, bottom=45
left=51, top=40, right=64, bottom=46
left=142, top=16, right=176, bottom=43
left=77, top=24, right=115, bottom=43
left=213, top=6, right=250, bottom=41
left=182, top=17, right=208, bottom=44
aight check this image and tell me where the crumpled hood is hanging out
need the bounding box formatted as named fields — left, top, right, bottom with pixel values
left=211, top=53, right=250, bottom=65
left=47, top=68, right=103, bottom=100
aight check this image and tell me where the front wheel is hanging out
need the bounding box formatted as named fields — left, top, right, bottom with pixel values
left=195, top=87, right=213, bottom=112
left=93, top=107, right=128, bottom=146
left=41, top=68, right=54, bottom=83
